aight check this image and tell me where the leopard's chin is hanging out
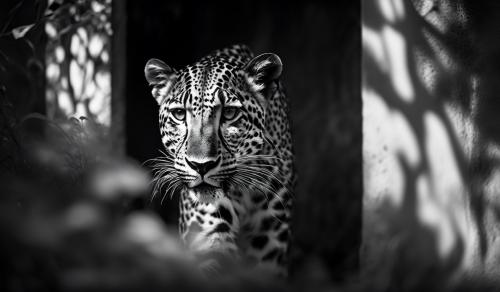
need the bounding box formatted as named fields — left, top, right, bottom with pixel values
left=190, top=182, right=224, bottom=204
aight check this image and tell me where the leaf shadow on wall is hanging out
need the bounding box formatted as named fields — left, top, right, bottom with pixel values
left=363, top=0, right=500, bottom=289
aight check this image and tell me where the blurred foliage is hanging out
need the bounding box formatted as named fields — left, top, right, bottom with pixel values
left=0, top=95, right=341, bottom=290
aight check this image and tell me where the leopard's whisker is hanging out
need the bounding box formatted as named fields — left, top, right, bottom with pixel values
left=238, top=164, right=294, bottom=196
left=235, top=166, right=290, bottom=211
left=234, top=172, right=275, bottom=202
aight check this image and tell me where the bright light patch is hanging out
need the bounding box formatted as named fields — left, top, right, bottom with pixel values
left=84, top=61, right=94, bottom=86
left=421, top=111, right=478, bottom=266
left=416, top=174, right=455, bottom=259
left=95, top=70, right=110, bottom=90
left=378, top=0, right=396, bottom=22
left=45, top=23, right=57, bottom=38
left=58, top=91, right=73, bottom=115
left=69, top=60, right=83, bottom=97
left=84, top=80, right=97, bottom=98
left=378, top=0, right=406, bottom=22
left=76, top=27, right=88, bottom=45
left=424, top=111, right=462, bottom=195
left=91, top=1, right=105, bottom=13
left=89, top=35, right=104, bottom=57
left=47, top=63, right=60, bottom=81
left=363, top=88, right=407, bottom=208
left=55, top=46, right=65, bottom=63
left=382, top=25, right=415, bottom=102
left=362, top=25, right=388, bottom=73
left=101, top=50, right=109, bottom=63
left=76, top=44, right=86, bottom=65
left=391, top=0, right=405, bottom=19
left=392, top=111, right=420, bottom=167
left=70, top=34, right=80, bottom=56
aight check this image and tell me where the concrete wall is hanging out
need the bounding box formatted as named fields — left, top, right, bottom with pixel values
left=363, top=0, right=500, bottom=287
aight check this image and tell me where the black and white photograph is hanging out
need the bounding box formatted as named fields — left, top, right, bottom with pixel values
left=1, top=0, right=500, bottom=291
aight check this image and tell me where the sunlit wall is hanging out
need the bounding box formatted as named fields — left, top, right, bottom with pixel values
left=45, top=0, right=112, bottom=127
left=361, top=0, right=500, bottom=287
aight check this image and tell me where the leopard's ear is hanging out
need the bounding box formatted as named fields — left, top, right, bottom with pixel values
left=244, top=53, right=282, bottom=106
left=145, top=58, right=176, bottom=104
left=244, top=53, right=282, bottom=89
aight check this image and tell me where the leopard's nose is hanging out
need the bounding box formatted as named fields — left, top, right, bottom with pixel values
left=185, top=156, right=220, bottom=176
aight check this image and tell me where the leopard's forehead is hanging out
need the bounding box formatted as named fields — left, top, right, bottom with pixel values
left=168, top=45, right=254, bottom=106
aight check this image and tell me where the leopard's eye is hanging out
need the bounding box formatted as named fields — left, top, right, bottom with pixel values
left=222, top=106, right=241, bottom=121
left=170, top=108, right=186, bottom=121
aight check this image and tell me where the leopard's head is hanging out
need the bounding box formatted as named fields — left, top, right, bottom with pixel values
left=145, top=46, right=282, bottom=202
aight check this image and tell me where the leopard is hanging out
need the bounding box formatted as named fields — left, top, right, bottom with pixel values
left=144, top=44, right=295, bottom=275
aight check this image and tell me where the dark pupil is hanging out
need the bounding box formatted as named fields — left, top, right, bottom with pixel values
left=173, top=109, right=185, bottom=120
left=224, top=108, right=237, bottom=120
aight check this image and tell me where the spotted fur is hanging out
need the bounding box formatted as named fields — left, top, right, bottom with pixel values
left=145, top=45, right=295, bottom=275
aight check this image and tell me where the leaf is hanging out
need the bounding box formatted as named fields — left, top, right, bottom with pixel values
left=11, top=24, right=35, bottom=39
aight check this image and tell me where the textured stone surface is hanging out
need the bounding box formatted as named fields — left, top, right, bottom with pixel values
left=363, top=0, right=500, bottom=286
